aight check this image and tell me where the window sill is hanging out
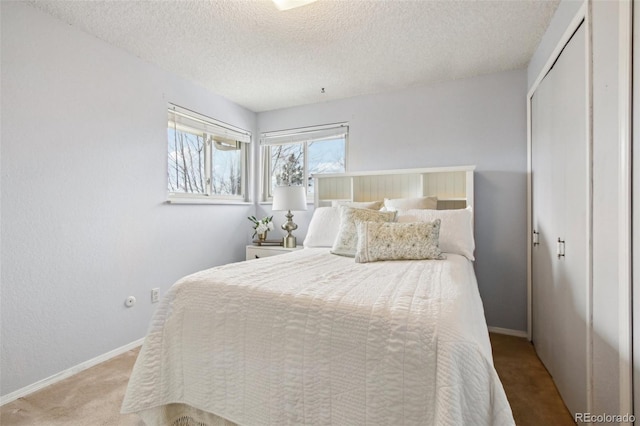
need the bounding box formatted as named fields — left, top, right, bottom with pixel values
left=167, top=198, right=252, bottom=205
left=258, top=201, right=315, bottom=206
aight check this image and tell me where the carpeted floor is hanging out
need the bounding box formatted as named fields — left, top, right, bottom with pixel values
left=1, top=349, right=144, bottom=426
left=1, top=333, right=574, bottom=425
left=489, top=333, right=575, bottom=426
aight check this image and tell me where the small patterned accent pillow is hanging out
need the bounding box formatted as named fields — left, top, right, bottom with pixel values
left=354, top=220, right=445, bottom=263
left=330, top=206, right=397, bottom=257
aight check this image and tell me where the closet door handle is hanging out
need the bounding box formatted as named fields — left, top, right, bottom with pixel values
left=557, top=238, right=565, bottom=258
left=533, top=230, right=540, bottom=246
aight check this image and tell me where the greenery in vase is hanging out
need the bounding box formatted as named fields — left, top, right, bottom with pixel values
left=248, top=215, right=274, bottom=238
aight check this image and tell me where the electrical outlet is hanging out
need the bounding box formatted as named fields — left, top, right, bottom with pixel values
left=151, top=288, right=160, bottom=303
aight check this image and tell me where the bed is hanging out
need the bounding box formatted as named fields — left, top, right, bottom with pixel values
left=121, top=166, right=515, bottom=425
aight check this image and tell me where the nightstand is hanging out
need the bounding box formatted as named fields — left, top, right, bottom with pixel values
left=246, top=245, right=302, bottom=260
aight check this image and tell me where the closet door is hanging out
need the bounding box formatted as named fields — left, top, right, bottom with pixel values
left=531, top=63, right=557, bottom=377
left=531, top=22, right=588, bottom=416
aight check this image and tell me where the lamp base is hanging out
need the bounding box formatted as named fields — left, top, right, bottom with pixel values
left=281, top=209, right=298, bottom=248
left=283, top=235, right=296, bottom=248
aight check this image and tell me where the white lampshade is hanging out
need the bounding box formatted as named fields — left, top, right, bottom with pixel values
left=272, top=186, right=308, bottom=211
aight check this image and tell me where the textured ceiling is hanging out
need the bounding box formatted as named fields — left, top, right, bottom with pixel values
left=26, top=0, right=559, bottom=112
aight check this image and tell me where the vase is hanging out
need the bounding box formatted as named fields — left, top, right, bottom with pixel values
left=257, top=231, right=267, bottom=242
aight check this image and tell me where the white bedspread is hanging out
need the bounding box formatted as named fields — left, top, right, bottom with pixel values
left=121, top=249, right=514, bottom=425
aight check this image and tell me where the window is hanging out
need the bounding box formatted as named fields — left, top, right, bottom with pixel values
left=167, top=104, right=251, bottom=203
left=260, top=123, right=348, bottom=201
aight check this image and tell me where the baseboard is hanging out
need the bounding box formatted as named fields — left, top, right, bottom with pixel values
left=0, top=337, right=144, bottom=406
left=488, top=326, right=529, bottom=338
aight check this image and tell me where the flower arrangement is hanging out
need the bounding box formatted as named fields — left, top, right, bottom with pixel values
left=248, top=215, right=274, bottom=238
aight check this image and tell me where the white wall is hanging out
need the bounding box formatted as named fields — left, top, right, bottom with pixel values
left=591, top=0, right=628, bottom=417
left=631, top=3, right=640, bottom=414
left=528, top=0, right=632, bottom=417
left=258, top=69, right=529, bottom=332
left=0, top=2, right=256, bottom=397
left=527, top=0, right=584, bottom=89
left=634, top=2, right=640, bottom=417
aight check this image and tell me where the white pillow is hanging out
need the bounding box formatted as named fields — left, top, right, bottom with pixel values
left=303, top=207, right=341, bottom=248
left=397, top=207, right=475, bottom=260
left=384, top=196, right=438, bottom=211
left=331, top=200, right=384, bottom=210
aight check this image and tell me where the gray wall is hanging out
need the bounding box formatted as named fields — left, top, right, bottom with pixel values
left=2, top=0, right=530, bottom=399
left=1, top=2, right=256, bottom=397
left=258, top=69, right=529, bottom=332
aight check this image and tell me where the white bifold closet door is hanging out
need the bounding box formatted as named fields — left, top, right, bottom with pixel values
left=531, top=22, right=588, bottom=416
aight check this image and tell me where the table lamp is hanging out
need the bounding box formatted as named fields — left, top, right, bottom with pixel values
left=272, top=186, right=307, bottom=248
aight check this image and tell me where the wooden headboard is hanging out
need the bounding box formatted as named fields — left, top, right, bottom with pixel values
left=312, top=165, right=475, bottom=210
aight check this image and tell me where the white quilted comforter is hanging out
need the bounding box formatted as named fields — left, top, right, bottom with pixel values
left=122, top=249, right=514, bottom=425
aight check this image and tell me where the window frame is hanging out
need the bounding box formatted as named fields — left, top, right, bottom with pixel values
left=260, top=123, right=348, bottom=203
left=167, top=104, right=251, bottom=204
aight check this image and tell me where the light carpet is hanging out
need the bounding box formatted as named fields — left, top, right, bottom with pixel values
left=1, top=334, right=574, bottom=425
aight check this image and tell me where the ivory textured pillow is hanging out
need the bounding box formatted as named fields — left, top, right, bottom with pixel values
left=330, top=206, right=397, bottom=257
left=331, top=200, right=384, bottom=210
left=303, top=207, right=341, bottom=248
left=355, top=220, right=445, bottom=263
left=383, top=196, right=438, bottom=211
left=397, top=207, right=475, bottom=260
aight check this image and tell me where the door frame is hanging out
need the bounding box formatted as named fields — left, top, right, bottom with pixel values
left=628, top=0, right=638, bottom=422
left=526, top=0, right=593, bottom=412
